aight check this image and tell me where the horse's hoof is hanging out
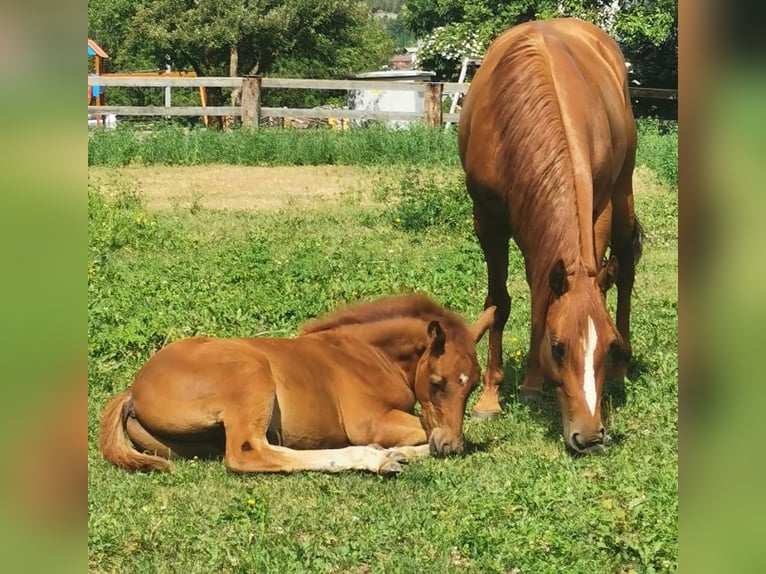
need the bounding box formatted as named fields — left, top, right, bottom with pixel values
left=379, top=460, right=403, bottom=474
left=518, top=388, right=543, bottom=405
left=472, top=409, right=502, bottom=421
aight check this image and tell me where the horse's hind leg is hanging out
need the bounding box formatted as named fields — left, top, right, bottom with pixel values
left=471, top=201, right=511, bottom=419
left=609, top=168, right=642, bottom=380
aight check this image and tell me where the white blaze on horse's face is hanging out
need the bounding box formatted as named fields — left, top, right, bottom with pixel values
left=459, top=373, right=469, bottom=385
left=582, top=316, right=598, bottom=416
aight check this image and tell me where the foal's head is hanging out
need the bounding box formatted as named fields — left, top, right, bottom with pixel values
left=414, top=308, right=494, bottom=456
left=541, top=259, right=626, bottom=454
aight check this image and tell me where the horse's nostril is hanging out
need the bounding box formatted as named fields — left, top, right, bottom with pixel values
left=571, top=431, right=604, bottom=452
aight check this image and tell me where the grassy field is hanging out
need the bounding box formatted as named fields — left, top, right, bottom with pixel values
left=88, top=141, right=677, bottom=572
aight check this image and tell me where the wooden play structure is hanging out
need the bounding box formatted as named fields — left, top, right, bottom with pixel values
left=88, top=38, right=209, bottom=125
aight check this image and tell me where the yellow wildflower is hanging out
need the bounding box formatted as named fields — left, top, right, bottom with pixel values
left=247, top=498, right=255, bottom=506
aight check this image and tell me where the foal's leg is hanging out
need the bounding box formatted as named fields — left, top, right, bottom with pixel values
left=365, top=410, right=428, bottom=447
left=221, top=380, right=405, bottom=474
left=224, top=439, right=407, bottom=474
left=472, top=203, right=511, bottom=418
left=341, top=409, right=431, bottom=462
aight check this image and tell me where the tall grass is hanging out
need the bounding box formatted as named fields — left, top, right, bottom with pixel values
left=88, top=119, right=678, bottom=189
left=88, top=122, right=462, bottom=169
left=635, top=118, right=678, bottom=189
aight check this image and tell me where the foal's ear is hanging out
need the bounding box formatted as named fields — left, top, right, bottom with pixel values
left=549, top=259, right=568, bottom=297
left=427, top=320, right=446, bottom=356
left=471, top=306, right=495, bottom=343
left=597, top=256, right=619, bottom=293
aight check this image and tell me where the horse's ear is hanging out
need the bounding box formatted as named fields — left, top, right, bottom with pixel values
left=597, top=256, right=619, bottom=293
left=471, top=306, right=495, bottom=343
left=549, top=259, right=568, bottom=297
left=427, top=320, right=446, bottom=356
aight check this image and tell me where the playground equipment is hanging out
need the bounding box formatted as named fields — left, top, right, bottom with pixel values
left=88, top=38, right=209, bottom=126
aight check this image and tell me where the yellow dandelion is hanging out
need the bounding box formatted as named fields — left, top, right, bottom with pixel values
left=515, top=349, right=522, bottom=357
left=511, top=336, right=518, bottom=343
left=247, top=498, right=255, bottom=506
left=351, top=290, right=358, bottom=297
left=395, top=217, right=401, bottom=223
left=88, top=267, right=95, bottom=275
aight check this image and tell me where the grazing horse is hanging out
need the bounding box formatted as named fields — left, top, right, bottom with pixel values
left=99, top=294, right=494, bottom=474
left=458, top=19, right=643, bottom=453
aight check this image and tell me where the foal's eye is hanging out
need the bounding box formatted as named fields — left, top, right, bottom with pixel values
left=430, top=376, right=447, bottom=390
left=551, top=340, right=565, bottom=364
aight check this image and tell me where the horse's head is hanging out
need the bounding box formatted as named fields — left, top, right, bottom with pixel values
left=541, top=258, right=627, bottom=454
left=414, top=307, right=494, bottom=456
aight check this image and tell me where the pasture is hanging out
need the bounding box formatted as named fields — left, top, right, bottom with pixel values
left=88, top=127, right=677, bottom=573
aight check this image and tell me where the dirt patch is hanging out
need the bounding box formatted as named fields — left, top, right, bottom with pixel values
left=88, top=164, right=663, bottom=212
left=88, top=165, right=388, bottom=211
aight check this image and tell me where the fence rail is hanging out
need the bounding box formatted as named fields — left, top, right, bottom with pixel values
left=87, top=75, right=677, bottom=127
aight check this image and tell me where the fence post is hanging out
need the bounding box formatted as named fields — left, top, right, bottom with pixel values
left=241, top=75, right=262, bottom=129
left=424, top=82, right=443, bottom=128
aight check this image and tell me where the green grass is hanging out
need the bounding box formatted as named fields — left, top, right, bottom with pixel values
left=88, top=165, right=677, bottom=573
left=87, top=122, right=462, bottom=169
left=88, top=119, right=678, bottom=188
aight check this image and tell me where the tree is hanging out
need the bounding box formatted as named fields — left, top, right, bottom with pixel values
left=402, top=0, right=677, bottom=98
left=88, top=0, right=394, bottom=112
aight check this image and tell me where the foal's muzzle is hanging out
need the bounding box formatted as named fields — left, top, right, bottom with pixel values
left=428, top=427, right=465, bottom=456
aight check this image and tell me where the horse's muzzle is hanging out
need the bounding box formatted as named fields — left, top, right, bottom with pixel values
left=428, top=427, right=465, bottom=456
left=568, top=428, right=606, bottom=454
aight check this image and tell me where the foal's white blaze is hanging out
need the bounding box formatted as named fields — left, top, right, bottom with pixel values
left=582, top=317, right=598, bottom=416
left=459, top=373, right=469, bottom=385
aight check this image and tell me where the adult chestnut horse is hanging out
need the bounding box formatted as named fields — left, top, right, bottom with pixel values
left=458, top=19, right=643, bottom=453
left=99, top=294, right=494, bottom=474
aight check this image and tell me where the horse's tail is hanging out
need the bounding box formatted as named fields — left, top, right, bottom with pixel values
left=98, top=391, right=172, bottom=472
left=632, top=214, right=645, bottom=266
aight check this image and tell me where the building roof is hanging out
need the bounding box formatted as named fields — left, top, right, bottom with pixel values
left=88, top=39, right=109, bottom=58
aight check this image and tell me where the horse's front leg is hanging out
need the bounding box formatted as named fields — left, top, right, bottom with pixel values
left=519, top=289, right=546, bottom=403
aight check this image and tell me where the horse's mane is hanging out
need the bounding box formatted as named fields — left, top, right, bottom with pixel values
left=300, top=294, right=471, bottom=343
left=490, top=26, right=582, bottom=283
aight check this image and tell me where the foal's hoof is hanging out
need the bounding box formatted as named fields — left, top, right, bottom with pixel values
left=385, top=450, right=409, bottom=464
left=471, top=408, right=502, bottom=421
left=518, top=387, right=544, bottom=405
left=379, top=460, right=404, bottom=474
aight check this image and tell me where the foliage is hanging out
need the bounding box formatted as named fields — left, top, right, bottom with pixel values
left=416, top=23, right=486, bottom=79
left=88, top=161, right=677, bottom=572
left=375, top=169, right=473, bottom=234
left=88, top=0, right=394, bottom=109
left=401, top=0, right=677, bottom=88
left=635, top=117, right=678, bottom=188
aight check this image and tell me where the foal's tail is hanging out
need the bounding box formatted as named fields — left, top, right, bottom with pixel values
left=98, top=391, right=172, bottom=472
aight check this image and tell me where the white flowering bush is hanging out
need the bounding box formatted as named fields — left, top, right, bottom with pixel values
left=415, top=23, right=487, bottom=79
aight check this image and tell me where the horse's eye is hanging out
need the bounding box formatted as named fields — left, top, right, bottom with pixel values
left=551, top=340, right=565, bottom=364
